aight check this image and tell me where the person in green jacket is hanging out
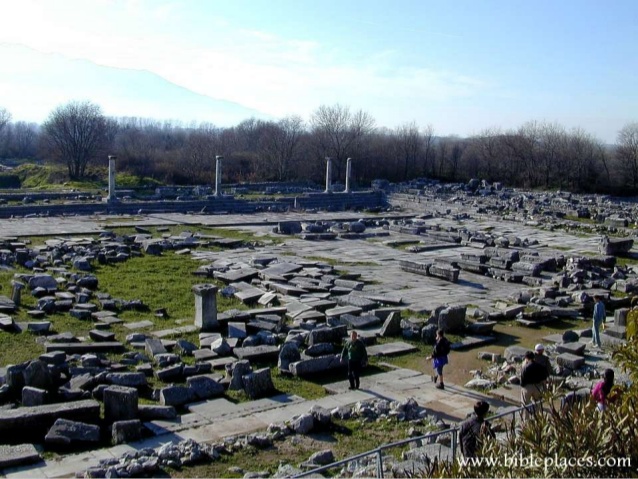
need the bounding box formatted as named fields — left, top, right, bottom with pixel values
left=341, top=330, right=368, bottom=390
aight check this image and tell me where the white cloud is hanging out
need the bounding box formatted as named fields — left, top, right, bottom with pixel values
left=0, top=0, right=488, bottom=126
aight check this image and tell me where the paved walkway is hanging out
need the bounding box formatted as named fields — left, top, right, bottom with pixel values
left=1, top=367, right=514, bottom=479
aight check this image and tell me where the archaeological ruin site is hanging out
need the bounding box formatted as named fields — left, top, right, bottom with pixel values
left=0, top=165, right=636, bottom=478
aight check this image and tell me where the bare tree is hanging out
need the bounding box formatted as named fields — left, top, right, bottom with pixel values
left=537, top=122, right=566, bottom=189
left=310, top=104, right=375, bottom=181
left=42, top=101, right=109, bottom=179
left=0, top=107, right=10, bottom=135
left=616, top=122, right=638, bottom=189
left=259, top=115, right=305, bottom=181
left=392, top=121, right=422, bottom=180
left=183, top=124, right=222, bottom=184
left=9, top=122, right=39, bottom=159
left=421, top=124, right=435, bottom=177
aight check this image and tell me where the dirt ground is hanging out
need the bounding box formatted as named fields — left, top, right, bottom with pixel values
left=442, top=317, right=587, bottom=387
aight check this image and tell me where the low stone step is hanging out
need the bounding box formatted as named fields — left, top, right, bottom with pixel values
left=555, top=342, right=586, bottom=356
left=556, top=353, right=585, bottom=370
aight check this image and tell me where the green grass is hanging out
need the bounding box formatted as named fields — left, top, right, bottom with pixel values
left=564, top=215, right=597, bottom=224
left=0, top=249, right=247, bottom=367
left=616, top=256, right=638, bottom=267
left=170, top=415, right=425, bottom=478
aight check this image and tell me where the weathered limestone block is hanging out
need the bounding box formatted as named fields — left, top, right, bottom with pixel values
left=112, top=419, right=142, bottom=445
left=103, top=385, right=138, bottom=423
left=193, top=284, right=219, bottom=332
left=187, top=374, right=225, bottom=400
left=379, top=312, right=402, bottom=337
left=106, top=372, right=148, bottom=388
left=159, top=386, right=195, bottom=407
left=437, top=306, right=466, bottom=333
left=242, top=368, right=275, bottom=400
left=278, top=342, right=301, bottom=372
left=22, top=386, right=46, bottom=407
left=556, top=353, right=585, bottom=370
left=289, top=355, right=343, bottom=377
left=0, top=400, right=100, bottom=442
left=307, top=325, right=347, bottom=346
left=227, top=360, right=252, bottom=391
left=556, top=342, right=586, bottom=356
left=45, top=418, right=100, bottom=446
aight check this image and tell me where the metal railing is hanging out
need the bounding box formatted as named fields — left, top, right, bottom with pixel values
left=293, top=403, right=534, bottom=478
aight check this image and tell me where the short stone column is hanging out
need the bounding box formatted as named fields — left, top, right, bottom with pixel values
left=193, top=284, right=219, bottom=331
left=104, top=385, right=138, bottom=423
left=324, top=157, right=333, bottom=193
left=106, top=155, right=118, bottom=203
left=11, top=281, right=24, bottom=306
left=214, top=155, right=223, bottom=197
left=345, top=157, right=352, bottom=193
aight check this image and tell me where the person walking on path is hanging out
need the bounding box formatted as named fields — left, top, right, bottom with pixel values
left=426, top=329, right=451, bottom=390
left=459, top=400, right=495, bottom=458
left=591, top=368, right=615, bottom=412
left=520, top=351, right=548, bottom=409
left=591, top=294, right=606, bottom=348
left=533, top=343, right=552, bottom=380
left=341, top=330, right=368, bottom=390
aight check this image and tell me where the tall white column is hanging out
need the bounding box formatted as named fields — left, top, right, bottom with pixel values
left=107, top=155, right=117, bottom=203
left=324, top=157, right=333, bottom=193
left=345, top=157, right=352, bottom=193
left=214, top=155, right=223, bottom=197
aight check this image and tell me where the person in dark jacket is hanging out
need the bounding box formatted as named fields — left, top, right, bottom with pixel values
left=520, top=350, right=548, bottom=407
left=341, top=330, right=368, bottom=390
left=426, top=329, right=451, bottom=390
left=533, top=343, right=552, bottom=380
left=459, top=400, right=495, bottom=458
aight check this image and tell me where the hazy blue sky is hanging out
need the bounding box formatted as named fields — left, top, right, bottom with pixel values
left=1, top=0, right=636, bottom=142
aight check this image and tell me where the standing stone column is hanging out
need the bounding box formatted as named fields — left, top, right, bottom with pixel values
left=11, top=281, right=24, bottom=306
left=106, top=155, right=118, bottom=203
left=324, top=157, right=333, bottom=193
left=214, top=155, right=223, bottom=197
left=345, top=157, right=352, bottom=193
left=193, top=284, right=219, bottom=331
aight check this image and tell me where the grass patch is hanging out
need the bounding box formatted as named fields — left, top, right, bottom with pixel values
left=616, top=256, right=638, bottom=267
left=0, top=250, right=247, bottom=367
left=564, top=215, right=597, bottom=224
left=170, top=416, right=423, bottom=478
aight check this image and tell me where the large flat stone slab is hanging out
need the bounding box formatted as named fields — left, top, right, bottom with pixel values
left=0, top=444, right=41, bottom=469
left=123, top=320, right=154, bottom=330
left=556, top=342, right=586, bottom=356
left=233, top=345, right=280, bottom=362
left=367, top=342, right=418, bottom=357
left=325, top=306, right=363, bottom=318
left=0, top=400, right=100, bottom=443
left=451, top=335, right=496, bottom=350
left=44, top=342, right=124, bottom=353
left=556, top=353, right=585, bottom=370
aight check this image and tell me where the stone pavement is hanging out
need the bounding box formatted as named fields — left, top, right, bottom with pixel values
left=1, top=367, right=514, bottom=479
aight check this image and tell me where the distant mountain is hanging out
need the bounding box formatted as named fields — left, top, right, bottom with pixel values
left=0, top=43, right=270, bottom=126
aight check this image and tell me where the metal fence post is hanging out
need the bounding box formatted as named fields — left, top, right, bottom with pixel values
left=377, top=449, right=384, bottom=478
left=451, top=428, right=457, bottom=461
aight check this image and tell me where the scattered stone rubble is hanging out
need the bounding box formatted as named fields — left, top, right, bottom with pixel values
left=79, top=397, right=442, bottom=478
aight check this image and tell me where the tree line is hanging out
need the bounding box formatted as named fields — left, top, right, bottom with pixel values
left=1, top=102, right=637, bottom=194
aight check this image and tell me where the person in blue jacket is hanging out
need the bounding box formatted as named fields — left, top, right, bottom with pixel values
left=426, top=329, right=451, bottom=390
left=591, top=294, right=606, bottom=348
